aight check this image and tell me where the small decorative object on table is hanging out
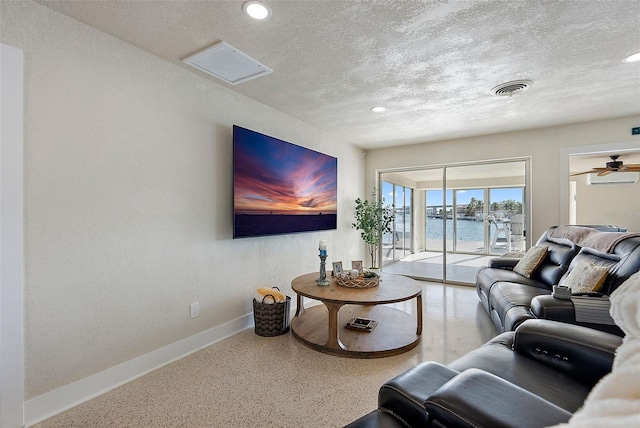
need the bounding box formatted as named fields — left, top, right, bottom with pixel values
left=316, top=240, right=330, bottom=286
left=332, top=261, right=343, bottom=276
left=335, top=269, right=380, bottom=288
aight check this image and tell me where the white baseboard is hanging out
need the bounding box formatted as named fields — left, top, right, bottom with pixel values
left=24, top=313, right=254, bottom=427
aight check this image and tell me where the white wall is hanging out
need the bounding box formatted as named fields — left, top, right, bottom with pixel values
left=0, top=0, right=364, bottom=419
left=1, top=42, right=25, bottom=428
left=573, top=174, right=640, bottom=232
left=365, top=117, right=640, bottom=241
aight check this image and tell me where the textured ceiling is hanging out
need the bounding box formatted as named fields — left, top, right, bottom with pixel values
left=36, top=0, right=640, bottom=149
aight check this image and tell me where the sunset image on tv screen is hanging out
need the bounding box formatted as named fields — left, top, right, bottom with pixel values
left=233, top=126, right=337, bottom=238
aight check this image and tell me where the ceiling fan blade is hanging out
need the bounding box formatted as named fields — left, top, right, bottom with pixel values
left=570, top=170, right=596, bottom=176
left=597, top=170, right=613, bottom=177
left=571, top=167, right=610, bottom=176
left=620, top=164, right=640, bottom=172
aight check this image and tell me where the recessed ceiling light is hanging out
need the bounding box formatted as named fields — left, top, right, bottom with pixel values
left=371, top=106, right=386, bottom=112
left=623, top=51, right=640, bottom=63
left=243, top=1, right=271, bottom=20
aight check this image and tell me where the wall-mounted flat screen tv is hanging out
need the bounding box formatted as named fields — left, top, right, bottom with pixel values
left=233, top=125, right=338, bottom=239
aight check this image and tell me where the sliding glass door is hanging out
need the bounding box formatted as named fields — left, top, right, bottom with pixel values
left=381, top=159, right=529, bottom=284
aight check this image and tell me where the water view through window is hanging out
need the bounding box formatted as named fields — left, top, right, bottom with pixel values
left=380, top=159, right=528, bottom=283
left=425, top=187, right=524, bottom=253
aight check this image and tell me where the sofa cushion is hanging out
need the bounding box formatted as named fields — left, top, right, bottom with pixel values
left=489, top=282, right=550, bottom=329
left=513, top=245, right=548, bottom=278
left=560, top=259, right=609, bottom=293
left=477, top=266, right=550, bottom=297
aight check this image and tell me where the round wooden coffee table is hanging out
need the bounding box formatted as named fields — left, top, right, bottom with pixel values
left=290, top=272, right=422, bottom=358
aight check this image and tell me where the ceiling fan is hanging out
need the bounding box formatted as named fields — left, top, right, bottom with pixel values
left=571, top=155, right=640, bottom=177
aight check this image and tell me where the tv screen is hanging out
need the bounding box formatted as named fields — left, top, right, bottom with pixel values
left=233, top=125, right=338, bottom=239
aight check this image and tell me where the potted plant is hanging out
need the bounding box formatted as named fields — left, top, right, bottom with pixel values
left=352, top=188, right=395, bottom=270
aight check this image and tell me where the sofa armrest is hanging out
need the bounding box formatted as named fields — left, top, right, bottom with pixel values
left=378, top=361, right=459, bottom=427
left=570, top=295, right=614, bottom=324
left=512, top=319, right=622, bottom=386
left=530, top=294, right=575, bottom=323
left=424, top=368, right=571, bottom=428
left=487, top=258, right=519, bottom=270
left=530, top=295, right=623, bottom=336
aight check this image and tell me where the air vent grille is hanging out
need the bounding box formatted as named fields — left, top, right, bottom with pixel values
left=491, top=80, right=533, bottom=97
left=183, top=42, right=272, bottom=85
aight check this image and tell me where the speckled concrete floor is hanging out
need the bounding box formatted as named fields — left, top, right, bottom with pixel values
left=33, top=282, right=496, bottom=428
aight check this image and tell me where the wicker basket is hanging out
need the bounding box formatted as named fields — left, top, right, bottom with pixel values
left=253, top=291, right=291, bottom=337
left=335, top=273, right=380, bottom=289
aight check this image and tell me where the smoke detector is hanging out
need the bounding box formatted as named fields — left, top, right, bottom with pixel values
left=491, top=80, right=533, bottom=97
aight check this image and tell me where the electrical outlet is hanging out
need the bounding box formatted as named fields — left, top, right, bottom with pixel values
left=190, top=302, right=200, bottom=319
left=632, top=127, right=640, bottom=135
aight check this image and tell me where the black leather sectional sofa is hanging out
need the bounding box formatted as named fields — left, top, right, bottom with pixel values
left=345, top=319, right=622, bottom=428
left=345, top=225, right=640, bottom=428
left=476, top=225, right=640, bottom=335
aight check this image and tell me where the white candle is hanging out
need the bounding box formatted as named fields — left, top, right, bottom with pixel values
left=318, top=240, right=327, bottom=256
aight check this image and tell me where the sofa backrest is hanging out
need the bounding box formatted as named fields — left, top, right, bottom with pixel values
left=560, top=236, right=640, bottom=295
left=532, top=229, right=580, bottom=287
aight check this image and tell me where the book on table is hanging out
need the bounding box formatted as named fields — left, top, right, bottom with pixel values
left=346, top=317, right=378, bottom=332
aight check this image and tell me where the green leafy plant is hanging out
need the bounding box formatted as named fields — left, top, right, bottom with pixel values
left=352, top=189, right=395, bottom=269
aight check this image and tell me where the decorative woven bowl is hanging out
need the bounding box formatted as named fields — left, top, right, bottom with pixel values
left=335, top=273, right=380, bottom=288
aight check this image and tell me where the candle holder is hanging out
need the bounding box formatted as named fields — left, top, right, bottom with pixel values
left=316, top=254, right=330, bottom=286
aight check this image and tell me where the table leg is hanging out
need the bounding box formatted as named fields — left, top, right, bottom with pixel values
left=295, top=294, right=305, bottom=317
left=324, top=301, right=347, bottom=351
left=416, top=294, right=423, bottom=335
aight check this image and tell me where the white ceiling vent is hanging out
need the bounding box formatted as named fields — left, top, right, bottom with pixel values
left=588, top=172, right=639, bottom=185
left=183, top=42, right=272, bottom=85
left=491, top=80, right=533, bottom=97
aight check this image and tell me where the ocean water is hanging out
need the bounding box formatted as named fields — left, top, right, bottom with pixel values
left=391, top=214, right=485, bottom=241
left=426, top=218, right=484, bottom=241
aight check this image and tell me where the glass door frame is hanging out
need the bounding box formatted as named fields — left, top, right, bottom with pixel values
left=378, top=157, right=531, bottom=285
left=380, top=181, right=414, bottom=263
